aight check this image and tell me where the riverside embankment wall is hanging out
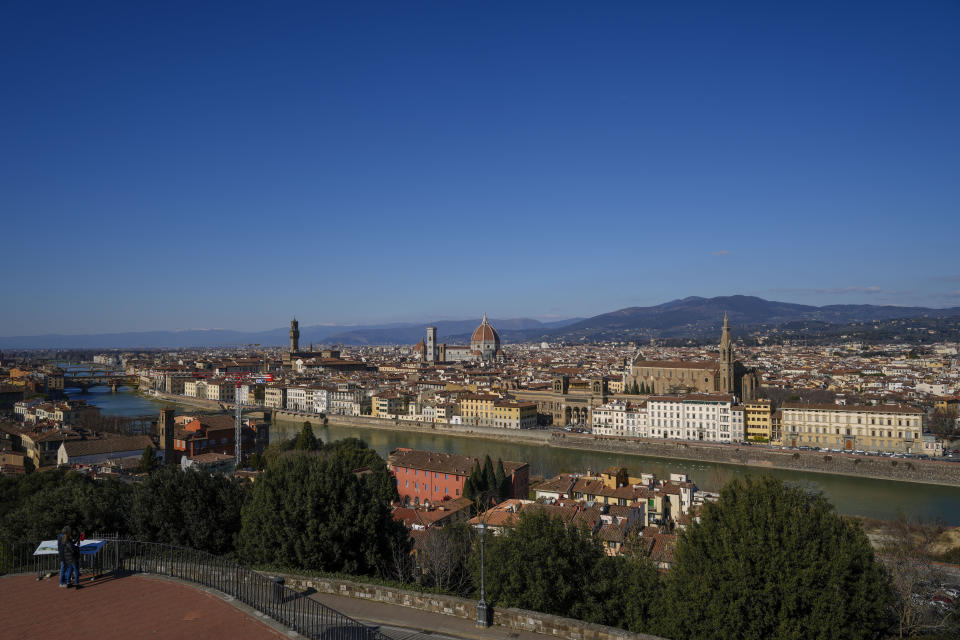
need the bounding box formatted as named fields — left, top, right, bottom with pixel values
left=549, top=432, right=960, bottom=487
left=275, top=411, right=960, bottom=487
left=150, top=393, right=960, bottom=487
left=275, top=573, right=667, bottom=640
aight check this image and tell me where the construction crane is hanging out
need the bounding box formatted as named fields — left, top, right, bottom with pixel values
left=235, top=380, right=243, bottom=470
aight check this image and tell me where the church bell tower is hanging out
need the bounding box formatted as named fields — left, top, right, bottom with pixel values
left=719, top=313, right=734, bottom=394
left=290, top=317, right=300, bottom=353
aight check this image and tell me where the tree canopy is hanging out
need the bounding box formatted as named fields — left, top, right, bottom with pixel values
left=238, top=448, right=406, bottom=575
left=127, top=466, right=248, bottom=556
left=480, top=509, right=605, bottom=617
left=655, top=476, right=894, bottom=640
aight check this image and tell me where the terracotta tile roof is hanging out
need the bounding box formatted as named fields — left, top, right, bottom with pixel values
left=781, top=402, right=922, bottom=414
left=63, top=435, right=154, bottom=457
left=388, top=448, right=526, bottom=476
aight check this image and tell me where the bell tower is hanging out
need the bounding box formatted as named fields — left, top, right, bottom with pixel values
left=290, top=317, right=300, bottom=353
left=719, top=313, right=735, bottom=393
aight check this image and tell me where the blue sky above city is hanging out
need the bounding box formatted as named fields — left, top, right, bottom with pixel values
left=2, top=1, right=959, bottom=335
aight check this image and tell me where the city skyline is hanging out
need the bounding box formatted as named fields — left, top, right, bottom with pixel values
left=3, top=2, right=959, bottom=335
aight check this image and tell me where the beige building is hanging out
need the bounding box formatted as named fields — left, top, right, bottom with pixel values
left=513, top=376, right=611, bottom=427
left=264, top=385, right=287, bottom=409
left=780, top=403, right=925, bottom=453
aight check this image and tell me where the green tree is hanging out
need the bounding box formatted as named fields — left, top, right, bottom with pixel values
left=239, top=450, right=408, bottom=575
left=655, top=476, right=894, bottom=640
left=139, top=446, right=158, bottom=474
left=576, top=553, right=661, bottom=631
left=320, top=437, right=399, bottom=504
left=463, top=476, right=476, bottom=501
left=479, top=510, right=603, bottom=617
left=481, top=455, right=495, bottom=492
left=495, top=459, right=512, bottom=501
left=469, top=460, right=483, bottom=493
left=294, top=422, right=320, bottom=451
left=127, top=466, right=247, bottom=555
left=0, top=470, right=130, bottom=548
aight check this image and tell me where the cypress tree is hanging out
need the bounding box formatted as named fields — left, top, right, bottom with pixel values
left=494, top=458, right=507, bottom=501
left=470, top=460, right=483, bottom=493
left=482, top=455, right=495, bottom=493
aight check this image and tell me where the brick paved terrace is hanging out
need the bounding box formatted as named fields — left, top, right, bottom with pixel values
left=0, top=573, right=290, bottom=639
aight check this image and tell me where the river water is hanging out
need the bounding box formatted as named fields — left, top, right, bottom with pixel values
left=60, top=378, right=960, bottom=525
left=274, top=419, right=960, bottom=525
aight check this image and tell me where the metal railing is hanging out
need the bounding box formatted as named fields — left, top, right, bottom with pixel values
left=0, top=538, right=389, bottom=640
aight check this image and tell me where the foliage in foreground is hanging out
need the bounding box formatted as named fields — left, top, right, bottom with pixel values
left=657, top=476, right=895, bottom=640
left=480, top=510, right=660, bottom=631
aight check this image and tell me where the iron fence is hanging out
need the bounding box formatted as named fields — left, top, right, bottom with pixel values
left=0, top=537, right=389, bottom=640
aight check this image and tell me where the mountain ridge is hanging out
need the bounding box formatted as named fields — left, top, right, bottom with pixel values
left=3, top=296, right=960, bottom=348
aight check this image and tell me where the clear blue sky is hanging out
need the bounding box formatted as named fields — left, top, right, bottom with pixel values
left=3, top=1, right=959, bottom=335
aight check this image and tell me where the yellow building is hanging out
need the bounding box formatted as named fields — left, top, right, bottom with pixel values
left=458, top=393, right=499, bottom=424
left=490, top=400, right=538, bottom=429
left=744, top=400, right=773, bottom=442
left=458, top=394, right=537, bottom=429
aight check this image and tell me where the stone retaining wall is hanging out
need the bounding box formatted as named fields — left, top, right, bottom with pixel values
left=552, top=433, right=960, bottom=487
left=275, top=574, right=667, bottom=640
left=274, top=410, right=552, bottom=445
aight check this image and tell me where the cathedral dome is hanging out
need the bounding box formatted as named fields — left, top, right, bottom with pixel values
left=470, top=314, right=500, bottom=345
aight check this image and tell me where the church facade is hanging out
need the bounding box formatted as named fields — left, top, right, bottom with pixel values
left=624, top=315, right=758, bottom=401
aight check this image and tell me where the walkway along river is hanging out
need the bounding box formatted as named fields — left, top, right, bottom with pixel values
left=274, top=418, right=960, bottom=526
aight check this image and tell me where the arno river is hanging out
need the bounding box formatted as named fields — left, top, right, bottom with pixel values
left=64, top=384, right=960, bottom=525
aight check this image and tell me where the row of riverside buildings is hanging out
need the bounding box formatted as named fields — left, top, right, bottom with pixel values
left=592, top=394, right=940, bottom=455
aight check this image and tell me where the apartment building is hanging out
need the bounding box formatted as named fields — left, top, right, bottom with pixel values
left=646, top=394, right=740, bottom=443
left=744, top=399, right=774, bottom=442
left=780, top=402, right=925, bottom=453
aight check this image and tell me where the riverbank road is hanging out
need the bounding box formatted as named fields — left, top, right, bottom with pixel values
left=313, top=591, right=552, bottom=640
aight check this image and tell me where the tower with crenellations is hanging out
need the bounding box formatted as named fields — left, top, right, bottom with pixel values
left=290, top=317, right=299, bottom=354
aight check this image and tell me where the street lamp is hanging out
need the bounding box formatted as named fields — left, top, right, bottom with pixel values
left=476, top=521, right=490, bottom=627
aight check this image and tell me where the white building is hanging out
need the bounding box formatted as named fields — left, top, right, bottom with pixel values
left=184, top=379, right=209, bottom=400
left=285, top=385, right=311, bottom=412
left=308, top=386, right=329, bottom=414
left=592, top=400, right=646, bottom=437
left=646, top=394, right=739, bottom=443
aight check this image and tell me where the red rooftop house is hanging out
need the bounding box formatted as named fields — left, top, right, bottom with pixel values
left=387, top=448, right=529, bottom=506
left=171, top=414, right=269, bottom=462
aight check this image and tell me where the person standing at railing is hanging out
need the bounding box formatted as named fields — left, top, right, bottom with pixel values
left=57, top=526, right=81, bottom=589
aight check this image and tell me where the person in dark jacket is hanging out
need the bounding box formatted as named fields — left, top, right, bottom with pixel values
left=56, top=526, right=71, bottom=588
left=57, top=526, right=81, bottom=588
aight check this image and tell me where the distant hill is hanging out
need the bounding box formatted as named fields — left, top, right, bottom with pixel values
left=0, top=317, right=583, bottom=349
left=323, top=317, right=583, bottom=345
left=535, top=296, right=960, bottom=341
left=3, top=296, right=959, bottom=348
